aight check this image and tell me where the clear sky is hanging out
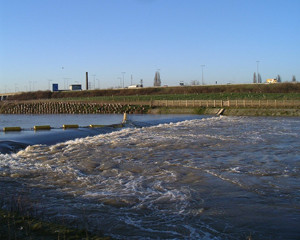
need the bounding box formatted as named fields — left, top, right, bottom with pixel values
left=1, top=0, right=299, bottom=92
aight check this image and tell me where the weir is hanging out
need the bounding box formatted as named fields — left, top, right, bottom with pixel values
left=216, top=108, right=225, bottom=115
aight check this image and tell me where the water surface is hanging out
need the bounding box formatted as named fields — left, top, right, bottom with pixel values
left=0, top=114, right=299, bottom=239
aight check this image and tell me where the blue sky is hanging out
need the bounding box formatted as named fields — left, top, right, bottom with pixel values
left=1, top=0, right=299, bottom=92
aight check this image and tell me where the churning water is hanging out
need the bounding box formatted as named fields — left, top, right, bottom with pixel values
left=0, top=114, right=299, bottom=239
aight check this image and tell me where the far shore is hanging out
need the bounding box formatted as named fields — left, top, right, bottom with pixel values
left=1, top=83, right=300, bottom=117
left=1, top=100, right=300, bottom=116
left=149, top=107, right=300, bottom=117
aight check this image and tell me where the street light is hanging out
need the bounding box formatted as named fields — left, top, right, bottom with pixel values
left=48, top=79, right=52, bottom=90
left=118, top=77, right=122, bottom=88
left=121, top=72, right=126, bottom=88
left=91, top=75, right=96, bottom=89
left=201, top=65, right=205, bottom=85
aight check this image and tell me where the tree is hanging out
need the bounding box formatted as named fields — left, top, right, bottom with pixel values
left=277, top=75, right=281, bottom=83
left=253, top=72, right=257, bottom=83
left=292, top=75, right=296, bottom=82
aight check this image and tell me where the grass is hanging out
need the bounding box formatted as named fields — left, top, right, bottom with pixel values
left=7, top=83, right=300, bottom=101
left=55, top=92, right=300, bottom=102
left=0, top=191, right=112, bottom=240
left=0, top=208, right=111, bottom=240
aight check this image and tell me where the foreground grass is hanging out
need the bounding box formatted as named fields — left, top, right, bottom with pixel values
left=0, top=209, right=111, bottom=240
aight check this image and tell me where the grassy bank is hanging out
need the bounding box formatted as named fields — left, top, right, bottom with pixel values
left=148, top=107, right=300, bottom=116
left=55, top=92, right=300, bottom=102
left=0, top=208, right=111, bottom=240
left=7, top=83, right=300, bottom=101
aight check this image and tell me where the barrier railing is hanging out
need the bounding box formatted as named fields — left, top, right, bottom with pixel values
left=150, top=99, right=300, bottom=108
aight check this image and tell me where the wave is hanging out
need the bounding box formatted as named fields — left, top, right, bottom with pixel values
left=1, top=115, right=299, bottom=239
left=0, top=140, right=29, bottom=154
left=0, top=115, right=210, bottom=154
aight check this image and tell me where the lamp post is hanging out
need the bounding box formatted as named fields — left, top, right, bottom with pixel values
left=121, top=72, right=126, bottom=88
left=48, top=79, right=52, bottom=90
left=201, top=65, right=205, bottom=85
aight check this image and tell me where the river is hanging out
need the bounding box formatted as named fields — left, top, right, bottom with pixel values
left=0, top=114, right=299, bottom=239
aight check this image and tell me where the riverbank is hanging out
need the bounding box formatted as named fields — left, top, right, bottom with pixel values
left=1, top=101, right=300, bottom=116
left=0, top=102, right=149, bottom=114
left=0, top=208, right=111, bottom=239
left=3, top=83, right=300, bottom=101
left=149, top=107, right=300, bottom=116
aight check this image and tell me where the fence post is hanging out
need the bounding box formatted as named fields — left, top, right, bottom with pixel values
left=214, top=100, right=216, bottom=107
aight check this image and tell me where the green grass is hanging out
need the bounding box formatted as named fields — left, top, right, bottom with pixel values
left=56, top=92, right=300, bottom=102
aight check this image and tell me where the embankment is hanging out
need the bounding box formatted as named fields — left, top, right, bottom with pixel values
left=0, top=102, right=148, bottom=114
left=1, top=101, right=300, bottom=116
left=149, top=107, right=300, bottom=116
left=5, top=83, right=300, bottom=101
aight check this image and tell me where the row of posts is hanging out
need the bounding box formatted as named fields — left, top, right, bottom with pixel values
left=151, top=99, right=300, bottom=108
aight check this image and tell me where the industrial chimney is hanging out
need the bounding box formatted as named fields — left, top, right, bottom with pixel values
left=86, top=72, right=89, bottom=90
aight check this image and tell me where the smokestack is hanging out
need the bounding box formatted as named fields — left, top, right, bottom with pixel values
left=86, top=72, right=88, bottom=90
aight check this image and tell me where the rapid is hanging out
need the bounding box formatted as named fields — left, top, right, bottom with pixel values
left=0, top=114, right=299, bottom=239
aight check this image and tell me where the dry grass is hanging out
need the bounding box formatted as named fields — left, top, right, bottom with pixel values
left=7, top=83, right=300, bottom=101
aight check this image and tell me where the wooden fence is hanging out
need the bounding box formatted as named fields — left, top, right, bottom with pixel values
left=150, top=99, right=300, bottom=108
left=11, top=99, right=300, bottom=109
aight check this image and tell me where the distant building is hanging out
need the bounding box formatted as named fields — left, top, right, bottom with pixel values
left=266, top=79, right=277, bottom=84
left=128, top=84, right=143, bottom=89
left=69, top=84, right=82, bottom=91
left=154, top=71, right=161, bottom=86
left=52, top=83, right=59, bottom=92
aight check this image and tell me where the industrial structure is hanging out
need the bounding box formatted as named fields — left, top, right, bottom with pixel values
left=154, top=71, right=161, bottom=87
left=69, top=84, right=82, bottom=91
left=266, top=78, right=277, bottom=84
left=86, top=72, right=89, bottom=90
